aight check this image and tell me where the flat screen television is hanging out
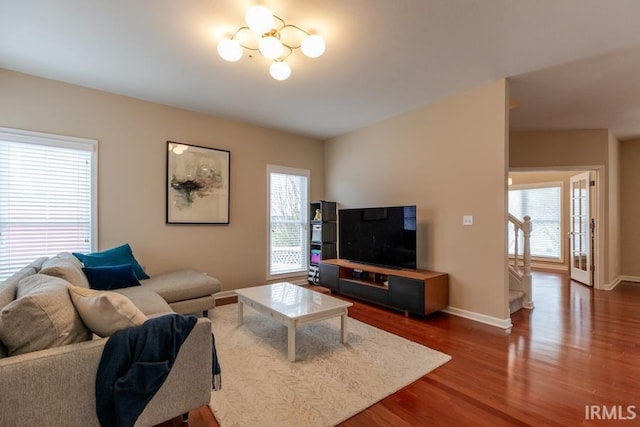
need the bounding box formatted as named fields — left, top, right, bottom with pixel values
left=338, top=205, right=417, bottom=270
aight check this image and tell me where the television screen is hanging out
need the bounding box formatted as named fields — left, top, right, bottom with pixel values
left=338, top=205, right=417, bottom=269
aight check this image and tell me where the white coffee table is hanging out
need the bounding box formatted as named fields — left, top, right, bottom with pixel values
left=235, top=282, right=353, bottom=362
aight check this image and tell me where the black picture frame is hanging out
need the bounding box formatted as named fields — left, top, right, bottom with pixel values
left=166, top=141, right=230, bottom=224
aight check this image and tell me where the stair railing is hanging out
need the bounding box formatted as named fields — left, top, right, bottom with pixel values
left=508, top=214, right=533, bottom=309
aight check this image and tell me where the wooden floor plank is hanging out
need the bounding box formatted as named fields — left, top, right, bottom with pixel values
left=156, top=271, right=640, bottom=426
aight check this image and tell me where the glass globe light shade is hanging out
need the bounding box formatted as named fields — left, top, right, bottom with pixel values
left=217, top=38, right=243, bottom=62
left=270, top=62, right=291, bottom=81
left=301, top=35, right=325, bottom=58
left=259, top=36, right=284, bottom=59
left=245, top=6, right=275, bottom=35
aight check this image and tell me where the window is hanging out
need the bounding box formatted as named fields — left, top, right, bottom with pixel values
left=508, top=183, right=562, bottom=260
left=0, top=128, right=97, bottom=280
left=267, top=165, right=309, bottom=277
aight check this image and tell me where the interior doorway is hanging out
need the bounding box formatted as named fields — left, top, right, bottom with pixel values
left=508, top=168, right=602, bottom=289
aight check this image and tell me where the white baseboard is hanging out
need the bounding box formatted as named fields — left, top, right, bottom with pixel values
left=442, top=306, right=513, bottom=330
left=603, top=275, right=640, bottom=290
left=530, top=263, right=567, bottom=272
left=602, top=278, right=621, bottom=290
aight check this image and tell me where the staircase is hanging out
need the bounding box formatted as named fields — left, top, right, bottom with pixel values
left=508, top=214, right=534, bottom=314
left=509, top=289, right=526, bottom=313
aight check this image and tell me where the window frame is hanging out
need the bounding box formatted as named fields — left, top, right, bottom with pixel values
left=0, top=127, right=98, bottom=278
left=508, top=181, right=564, bottom=263
left=266, top=164, right=310, bottom=280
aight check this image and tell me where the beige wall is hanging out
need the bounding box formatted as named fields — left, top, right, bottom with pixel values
left=509, top=129, right=621, bottom=286
left=510, top=129, right=609, bottom=168
left=0, top=69, right=324, bottom=290
left=325, top=79, right=510, bottom=322
left=620, top=139, right=640, bottom=277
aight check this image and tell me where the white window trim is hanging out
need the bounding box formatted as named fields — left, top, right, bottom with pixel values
left=0, top=127, right=98, bottom=251
left=266, top=164, right=310, bottom=280
left=508, top=181, right=564, bottom=263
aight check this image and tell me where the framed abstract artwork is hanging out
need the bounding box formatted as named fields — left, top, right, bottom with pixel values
left=166, top=141, right=230, bottom=224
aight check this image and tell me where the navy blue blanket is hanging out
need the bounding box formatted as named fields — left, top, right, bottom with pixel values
left=96, top=314, right=197, bottom=427
left=212, top=331, right=222, bottom=391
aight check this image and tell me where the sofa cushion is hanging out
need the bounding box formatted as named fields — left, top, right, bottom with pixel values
left=44, top=252, right=84, bottom=270
left=0, top=266, right=36, bottom=312
left=82, top=264, right=141, bottom=290
left=0, top=266, right=37, bottom=359
left=68, top=286, right=148, bottom=337
left=27, top=256, right=49, bottom=272
left=113, top=286, right=173, bottom=316
left=41, top=253, right=90, bottom=288
left=0, top=274, right=91, bottom=356
left=73, top=243, right=150, bottom=280
left=141, top=270, right=221, bottom=303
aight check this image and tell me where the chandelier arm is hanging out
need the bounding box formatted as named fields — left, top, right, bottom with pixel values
left=272, top=15, right=286, bottom=31
left=238, top=44, right=259, bottom=52
left=281, top=23, right=311, bottom=36
left=230, top=26, right=249, bottom=40
left=281, top=41, right=302, bottom=51
left=278, top=44, right=294, bottom=61
left=276, top=24, right=310, bottom=50
left=231, top=26, right=260, bottom=51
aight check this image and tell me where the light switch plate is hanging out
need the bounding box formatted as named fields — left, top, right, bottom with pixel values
left=463, top=215, right=473, bottom=226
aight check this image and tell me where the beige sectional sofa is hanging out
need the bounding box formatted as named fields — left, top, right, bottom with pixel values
left=0, top=252, right=221, bottom=426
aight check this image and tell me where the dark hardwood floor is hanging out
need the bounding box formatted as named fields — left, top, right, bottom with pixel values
left=158, top=271, right=640, bottom=426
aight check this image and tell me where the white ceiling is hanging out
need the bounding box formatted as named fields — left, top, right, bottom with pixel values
left=2, top=0, right=640, bottom=140
left=509, top=44, right=640, bottom=140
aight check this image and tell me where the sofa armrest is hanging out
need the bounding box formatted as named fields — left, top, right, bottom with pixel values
left=136, top=317, right=213, bottom=426
left=0, top=317, right=213, bottom=427
left=0, top=336, right=105, bottom=426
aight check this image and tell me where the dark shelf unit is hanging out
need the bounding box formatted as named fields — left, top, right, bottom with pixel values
left=308, top=201, right=337, bottom=284
left=318, top=259, right=449, bottom=316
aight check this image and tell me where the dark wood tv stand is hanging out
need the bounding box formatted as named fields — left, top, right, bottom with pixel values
left=318, top=259, right=449, bottom=316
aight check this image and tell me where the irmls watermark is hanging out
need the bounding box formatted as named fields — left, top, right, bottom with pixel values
left=585, top=405, right=637, bottom=421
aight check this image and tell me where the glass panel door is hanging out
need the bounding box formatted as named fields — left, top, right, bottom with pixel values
left=569, top=172, right=591, bottom=285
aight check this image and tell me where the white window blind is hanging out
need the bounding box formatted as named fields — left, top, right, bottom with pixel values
left=0, top=128, right=97, bottom=280
left=508, top=183, right=562, bottom=260
left=267, top=165, right=309, bottom=277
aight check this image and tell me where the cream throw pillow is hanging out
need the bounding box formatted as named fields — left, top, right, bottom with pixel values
left=68, top=286, right=147, bottom=337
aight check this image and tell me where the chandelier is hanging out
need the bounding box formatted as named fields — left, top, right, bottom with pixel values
left=217, top=6, right=325, bottom=81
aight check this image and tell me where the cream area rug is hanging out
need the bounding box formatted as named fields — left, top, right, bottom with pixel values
left=208, top=303, right=451, bottom=427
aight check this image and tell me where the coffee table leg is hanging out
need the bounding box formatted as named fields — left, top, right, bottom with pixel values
left=288, top=320, right=296, bottom=362
left=238, top=300, right=244, bottom=325
left=341, top=312, right=348, bottom=344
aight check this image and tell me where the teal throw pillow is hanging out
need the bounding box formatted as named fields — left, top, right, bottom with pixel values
left=73, top=243, right=150, bottom=280
left=82, top=264, right=141, bottom=290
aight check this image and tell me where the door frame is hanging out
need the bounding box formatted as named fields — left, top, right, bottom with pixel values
left=509, top=166, right=604, bottom=289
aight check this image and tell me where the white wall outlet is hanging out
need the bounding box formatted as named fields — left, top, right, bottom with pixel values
left=463, top=215, right=473, bottom=226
